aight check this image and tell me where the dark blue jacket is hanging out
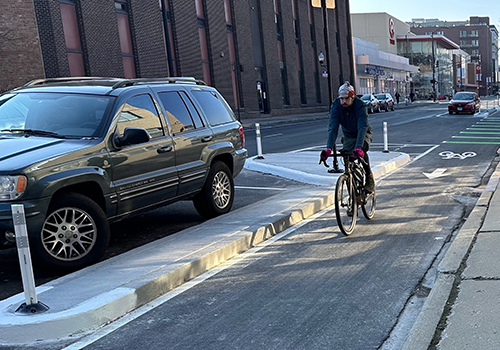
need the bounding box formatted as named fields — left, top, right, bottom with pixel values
left=326, top=97, right=372, bottom=150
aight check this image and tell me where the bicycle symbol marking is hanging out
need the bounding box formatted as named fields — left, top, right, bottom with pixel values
left=439, top=151, right=477, bottom=160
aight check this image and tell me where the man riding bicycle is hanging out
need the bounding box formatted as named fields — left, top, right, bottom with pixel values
left=321, top=81, right=375, bottom=193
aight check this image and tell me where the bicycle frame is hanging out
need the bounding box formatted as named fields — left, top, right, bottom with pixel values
left=335, top=151, right=367, bottom=205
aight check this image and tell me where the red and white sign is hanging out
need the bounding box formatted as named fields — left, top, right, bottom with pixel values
left=389, top=18, right=395, bottom=45
left=476, top=64, right=481, bottom=74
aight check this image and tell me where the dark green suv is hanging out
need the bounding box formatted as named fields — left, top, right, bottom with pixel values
left=0, top=77, right=247, bottom=270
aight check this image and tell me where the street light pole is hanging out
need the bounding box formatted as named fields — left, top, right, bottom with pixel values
left=320, top=0, right=341, bottom=172
left=431, top=32, right=437, bottom=102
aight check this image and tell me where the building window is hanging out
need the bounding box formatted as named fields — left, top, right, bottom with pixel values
left=459, top=30, right=467, bottom=38
left=472, top=40, right=479, bottom=47
left=59, top=0, right=85, bottom=76
left=161, top=0, right=178, bottom=76
left=195, top=0, right=213, bottom=86
left=470, top=30, right=478, bottom=37
left=273, top=0, right=290, bottom=105
left=115, top=1, right=136, bottom=78
left=292, top=0, right=306, bottom=105
left=223, top=0, right=243, bottom=109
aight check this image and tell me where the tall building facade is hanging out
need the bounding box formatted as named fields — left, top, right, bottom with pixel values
left=350, top=13, right=419, bottom=97
left=409, top=17, right=498, bottom=96
left=0, top=0, right=355, bottom=118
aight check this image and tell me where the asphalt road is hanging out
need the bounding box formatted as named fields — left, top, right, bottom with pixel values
left=60, top=106, right=500, bottom=349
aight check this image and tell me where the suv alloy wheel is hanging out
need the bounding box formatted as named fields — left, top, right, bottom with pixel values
left=193, top=161, right=234, bottom=219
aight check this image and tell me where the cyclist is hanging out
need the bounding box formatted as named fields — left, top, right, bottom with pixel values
left=320, top=81, right=375, bottom=193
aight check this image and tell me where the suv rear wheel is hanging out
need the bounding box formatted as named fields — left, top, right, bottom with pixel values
left=34, top=193, right=110, bottom=271
left=193, top=161, right=234, bottom=219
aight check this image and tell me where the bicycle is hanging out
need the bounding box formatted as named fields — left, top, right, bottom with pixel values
left=329, top=149, right=376, bottom=235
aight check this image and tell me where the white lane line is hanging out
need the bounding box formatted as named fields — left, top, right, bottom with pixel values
left=235, top=186, right=288, bottom=191
left=263, top=133, right=283, bottom=138
left=62, top=207, right=334, bottom=350
left=412, top=144, right=440, bottom=163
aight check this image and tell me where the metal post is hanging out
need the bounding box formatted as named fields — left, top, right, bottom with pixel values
left=432, top=33, right=437, bottom=102
left=383, top=122, right=389, bottom=153
left=321, top=0, right=342, bottom=173
left=12, top=204, right=49, bottom=314
left=255, top=123, right=264, bottom=159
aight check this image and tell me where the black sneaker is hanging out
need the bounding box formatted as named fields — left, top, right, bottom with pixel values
left=365, top=174, right=375, bottom=193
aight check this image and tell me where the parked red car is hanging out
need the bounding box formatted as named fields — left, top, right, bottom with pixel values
left=448, top=92, right=480, bottom=115
left=374, top=93, right=395, bottom=112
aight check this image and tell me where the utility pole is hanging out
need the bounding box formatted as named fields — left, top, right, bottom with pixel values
left=320, top=0, right=341, bottom=172
left=431, top=32, right=437, bottom=102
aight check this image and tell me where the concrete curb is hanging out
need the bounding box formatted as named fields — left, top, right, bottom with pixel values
left=244, top=152, right=411, bottom=186
left=401, top=161, right=500, bottom=349
left=401, top=274, right=456, bottom=350
left=0, top=188, right=334, bottom=345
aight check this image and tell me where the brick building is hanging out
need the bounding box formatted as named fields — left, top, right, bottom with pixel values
left=0, top=0, right=355, bottom=118
left=409, top=17, right=497, bottom=96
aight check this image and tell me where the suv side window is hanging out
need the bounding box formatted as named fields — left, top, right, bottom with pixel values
left=158, top=91, right=197, bottom=135
left=179, top=91, right=204, bottom=129
left=117, top=94, right=164, bottom=139
left=191, top=90, right=234, bottom=126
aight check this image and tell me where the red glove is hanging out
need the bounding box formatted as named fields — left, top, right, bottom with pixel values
left=353, top=148, right=364, bottom=158
left=319, top=149, right=332, bottom=166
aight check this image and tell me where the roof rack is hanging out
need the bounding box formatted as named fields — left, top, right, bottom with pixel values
left=23, top=77, right=120, bottom=87
left=110, top=77, right=206, bottom=90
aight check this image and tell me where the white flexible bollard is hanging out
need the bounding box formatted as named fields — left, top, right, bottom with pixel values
left=12, top=204, right=49, bottom=314
left=383, top=122, right=389, bottom=153
left=255, top=123, right=264, bottom=159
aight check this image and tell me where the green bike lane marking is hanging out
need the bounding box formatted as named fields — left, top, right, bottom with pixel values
left=460, top=131, right=500, bottom=134
left=444, top=141, right=500, bottom=144
left=444, top=118, right=500, bottom=144
left=453, top=136, right=500, bottom=139
left=467, top=128, right=500, bottom=131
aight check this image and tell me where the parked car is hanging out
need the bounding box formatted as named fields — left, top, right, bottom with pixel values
left=374, top=93, right=395, bottom=112
left=448, top=92, right=480, bottom=115
left=359, top=94, right=380, bottom=114
left=437, top=95, right=447, bottom=101
left=0, top=77, right=247, bottom=270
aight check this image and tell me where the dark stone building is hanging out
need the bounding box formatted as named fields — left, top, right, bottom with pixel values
left=0, top=0, right=355, bottom=118
left=409, top=17, right=496, bottom=96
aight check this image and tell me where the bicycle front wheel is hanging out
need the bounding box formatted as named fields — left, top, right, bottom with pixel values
left=362, top=190, right=376, bottom=220
left=335, top=174, right=357, bottom=236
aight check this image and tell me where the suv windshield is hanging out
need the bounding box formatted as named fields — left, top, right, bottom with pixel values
left=375, top=94, right=386, bottom=100
left=361, top=95, right=371, bottom=100
left=0, top=92, right=114, bottom=138
left=453, top=93, right=474, bottom=101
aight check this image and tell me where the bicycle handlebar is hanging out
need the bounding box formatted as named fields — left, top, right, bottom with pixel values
left=331, top=152, right=368, bottom=167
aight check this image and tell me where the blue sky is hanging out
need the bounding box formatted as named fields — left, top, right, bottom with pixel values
left=350, top=0, right=500, bottom=29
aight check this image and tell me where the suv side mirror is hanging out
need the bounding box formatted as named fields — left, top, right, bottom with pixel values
left=114, top=127, right=150, bottom=148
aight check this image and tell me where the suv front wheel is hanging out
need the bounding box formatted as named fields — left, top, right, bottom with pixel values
left=34, top=193, right=110, bottom=271
left=193, top=161, right=234, bottom=219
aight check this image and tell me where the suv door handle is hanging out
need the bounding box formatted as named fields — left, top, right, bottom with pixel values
left=157, top=145, right=173, bottom=154
left=201, top=136, right=213, bottom=142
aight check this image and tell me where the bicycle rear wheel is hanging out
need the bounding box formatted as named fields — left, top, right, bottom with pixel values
left=361, top=189, right=376, bottom=219
left=335, top=174, right=357, bottom=235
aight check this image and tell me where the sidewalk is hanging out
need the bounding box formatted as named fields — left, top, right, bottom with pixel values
left=402, top=160, right=500, bottom=350
left=0, top=150, right=409, bottom=347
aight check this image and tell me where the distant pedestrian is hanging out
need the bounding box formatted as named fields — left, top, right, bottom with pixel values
left=409, top=91, right=415, bottom=103
left=395, top=91, right=400, bottom=104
